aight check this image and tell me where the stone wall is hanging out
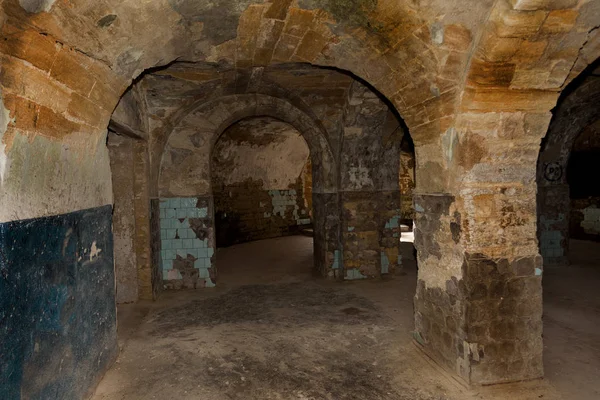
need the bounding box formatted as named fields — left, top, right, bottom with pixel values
left=400, top=138, right=416, bottom=224
left=211, top=117, right=312, bottom=246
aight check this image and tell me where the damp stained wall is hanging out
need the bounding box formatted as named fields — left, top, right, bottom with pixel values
left=211, top=117, right=311, bottom=246
left=0, top=206, right=117, bottom=399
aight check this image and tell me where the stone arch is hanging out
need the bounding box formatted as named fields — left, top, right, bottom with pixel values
left=537, top=64, right=600, bottom=265
left=156, top=92, right=340, bottom=280
left=158, top=93, right=337, bottom=196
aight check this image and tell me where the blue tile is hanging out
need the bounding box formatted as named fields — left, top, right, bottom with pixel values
left=159, top=199, right=169, bottom=209
left=198, top=266, right=208, bottom=277
left=205, top=277, right=216, bottom=288
left=183, top=238, right=194, bottom=249
left=207, top=248, right=214, bottom=258
left=163, top=259, right=173, bottom=269
left=198, top=248, right=208, bottom=258
left=167, top=229, right=176, bottom=239
left=172, top=239, right=183, bottom=249
left=176, top=249, right=187, bottom=258
left=161, top=239, right=172, bottom=250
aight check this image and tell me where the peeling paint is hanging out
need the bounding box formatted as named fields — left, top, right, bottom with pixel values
left=347, top=163, right=373, bottom=190
left=89, top=241, right=102, bottom=261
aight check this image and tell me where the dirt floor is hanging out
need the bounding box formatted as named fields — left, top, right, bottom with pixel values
left=92, top=236, right=599, bottom=400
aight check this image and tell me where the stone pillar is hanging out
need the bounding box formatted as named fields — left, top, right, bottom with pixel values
left=413, top=112, right=548, bottom=385
left=413, top=193, right=465, bottom=373
left=108, top=133, right=139, bottom=303
left=312, top=192, right=342, bottom=278
left=537, top=183, right=570, bottom=265
left=133, top=140, right=158, bottom=300
left=340, top=191, right=401, bottom=279
left=337, top=82, right=403, bottom=279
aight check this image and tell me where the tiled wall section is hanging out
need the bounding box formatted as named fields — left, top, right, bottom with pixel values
left=214, top=184, right=311, bottom=247
left=266, top=189, right=311, bottom=225
left=581, top=206, right=600, bottom=235
left=159, top=197, right=216, bottom=289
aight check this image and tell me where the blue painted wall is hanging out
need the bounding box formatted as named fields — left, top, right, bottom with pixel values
left=0, top=205, right=117, bottom=399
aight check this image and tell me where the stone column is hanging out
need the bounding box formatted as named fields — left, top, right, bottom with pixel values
left=312, top=192, right=342, bottom=278
left=414, top=111, right=549, bottom=385
left=133, top=140, right=158, bottom=300
left=537, top=183, right=570, bottom=265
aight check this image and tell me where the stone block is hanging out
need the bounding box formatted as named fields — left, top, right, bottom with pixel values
left=49, top=48, right=96, bottom=95
left=467, top=58, right=516, bottom=87
left=510, top=0, right=578, bottom=11
left=495, top=10, right=548, bottom=38
left=460, top=88, right=559, bottom=112
left=283, top=8, right=315, bottom=37
left=541, top=9, right=578, bottom=34
left=295, top=30, right=328, bottom=61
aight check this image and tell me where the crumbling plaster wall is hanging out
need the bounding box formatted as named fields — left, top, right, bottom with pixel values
left=212, top=117, right=311, bottom=246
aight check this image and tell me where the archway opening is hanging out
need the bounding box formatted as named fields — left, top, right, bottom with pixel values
left=210, top=116, right=314, bottom=284
left=536, top=58, right=600, bottom=398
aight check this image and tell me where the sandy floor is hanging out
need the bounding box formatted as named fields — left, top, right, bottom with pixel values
left=92, top=236, right=599, bottom=400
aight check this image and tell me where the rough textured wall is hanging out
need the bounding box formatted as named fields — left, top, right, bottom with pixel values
left=212, top=117, right=311, bottom=246
left=0, top=206, right=117, bottom=399
left=400, top=139, right=416, bottom=223
left=339, top=81, right=402, bottom=279
left=108, top=133, right=138, bottom=303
